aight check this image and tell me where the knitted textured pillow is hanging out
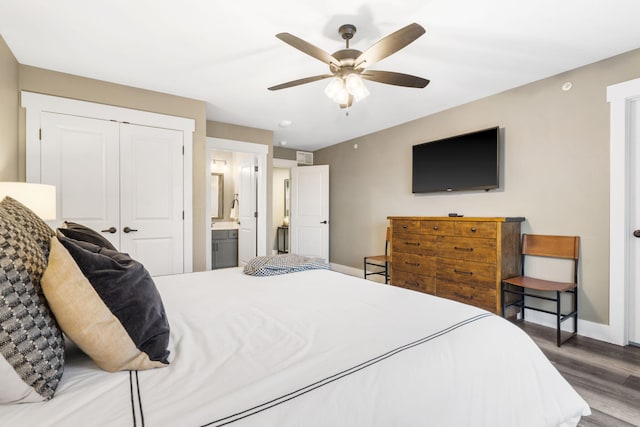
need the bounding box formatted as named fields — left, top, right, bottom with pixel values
left=0, top=196, right=55, bottom=259
left=0, top=207, right=64, bottom=403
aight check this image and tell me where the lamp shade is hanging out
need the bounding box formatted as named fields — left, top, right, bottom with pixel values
left=0, top=182, right=57, bottom=220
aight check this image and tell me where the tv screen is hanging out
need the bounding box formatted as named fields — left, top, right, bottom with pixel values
left=412, top=127, right=499, bottom=193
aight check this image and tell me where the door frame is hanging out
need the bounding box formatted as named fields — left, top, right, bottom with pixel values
left=608, top=77, right=640, bottom=346
left=205, top=137, right=268, bottom=270
left=21, top=91, right=195, bottom=272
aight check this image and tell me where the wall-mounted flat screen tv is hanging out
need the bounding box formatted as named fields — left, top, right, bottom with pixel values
left=412, top=126, right=500, bottom=193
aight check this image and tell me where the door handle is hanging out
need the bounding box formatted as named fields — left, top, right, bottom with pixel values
left=320, top=220, right=328, bottom=224
left=634, top=230, right=640, bottom=238
left=101, top=227, right=117, bottom=234
left=123, top=227, right=138, bottom=233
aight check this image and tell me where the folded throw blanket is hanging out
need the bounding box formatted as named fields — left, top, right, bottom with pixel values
left=243, top=254, right=330, bottom=276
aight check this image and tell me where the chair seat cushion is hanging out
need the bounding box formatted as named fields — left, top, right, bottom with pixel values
left=503, top=275, right=576, bottom=292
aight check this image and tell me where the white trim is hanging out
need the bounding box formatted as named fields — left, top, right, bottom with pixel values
left=21, top=91, right=194, bottom=272
left=523, top=310, right=618, bottom=343
left=205, top=137, right=268, bottom=270
left=607, top=77, right=640, bottom=345
left=273, top=158, right=298, bottom=168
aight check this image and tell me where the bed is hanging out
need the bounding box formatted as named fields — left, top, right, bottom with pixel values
left=1, top=263, right=590, bottom=426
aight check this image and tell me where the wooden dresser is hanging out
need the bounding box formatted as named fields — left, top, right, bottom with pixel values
left=387, top=216, right=524, bottom=313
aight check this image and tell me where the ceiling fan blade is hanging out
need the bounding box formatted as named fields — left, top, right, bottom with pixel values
left=355, top=23, right=425, bottom=69
left=276, top=33, right=340, bottom=66
left=268, top=74, right=334, bottom=91
left=361, top=70, right=429, bottom=88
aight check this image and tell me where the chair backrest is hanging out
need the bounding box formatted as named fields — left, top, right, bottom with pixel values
left=521, top=234, right=580, bottom=285
left=522, top=234, right=579, bottom=260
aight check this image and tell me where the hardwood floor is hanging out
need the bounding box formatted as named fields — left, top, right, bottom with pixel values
left=518, top=321, right=640, bottom=427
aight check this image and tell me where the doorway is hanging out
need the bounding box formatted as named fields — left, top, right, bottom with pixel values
left=205, top=138, right=268, bottom=270
left=272, top=158, right=297, bottom=254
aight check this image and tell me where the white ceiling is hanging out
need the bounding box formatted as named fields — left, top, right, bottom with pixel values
left=2, top=0, right=640, bottom=151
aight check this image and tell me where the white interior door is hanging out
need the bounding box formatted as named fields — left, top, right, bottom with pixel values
left=630, top=99, right=640, bottom=345
left=119, top=124, right=184, bottom=276
left=40, top=112, right=120, bottom=248
left=237, top=154, right=257, bottom=265
left=290, top=165, right=329, bottom=261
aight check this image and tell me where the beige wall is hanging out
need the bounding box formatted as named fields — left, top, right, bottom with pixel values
left=315, top=48, right=640, bottom=326
left=206, top=120, right=274, bottom=253
left=0, top=35, right=18, bottom=181
left=273, top=146, right=297, bottom=161
left=16, top=65, right=209, bottom=271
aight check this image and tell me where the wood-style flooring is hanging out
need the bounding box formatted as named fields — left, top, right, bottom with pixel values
left=518, top=321, right=640, bottom=427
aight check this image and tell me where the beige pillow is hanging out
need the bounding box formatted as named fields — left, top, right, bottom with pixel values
left=41, top=237, right=167, bottom=372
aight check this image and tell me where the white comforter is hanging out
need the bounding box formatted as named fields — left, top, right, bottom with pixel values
left=0, top=268, right=590, bottom=426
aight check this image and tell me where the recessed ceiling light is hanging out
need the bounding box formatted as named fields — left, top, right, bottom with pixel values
left=279, top=119, right=293, bottom=128
left=280, top=140, right=287, bottom=146
left=561, top=82, right=573, bottom=91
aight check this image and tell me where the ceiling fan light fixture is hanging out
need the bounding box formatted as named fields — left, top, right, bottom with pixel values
left=325, top=77, right=349, bottom=105
left=345, top=73, right=369, bottom=102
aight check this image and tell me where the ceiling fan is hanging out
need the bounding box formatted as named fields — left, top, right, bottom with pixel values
left=268, top=23, right=430, bottom=109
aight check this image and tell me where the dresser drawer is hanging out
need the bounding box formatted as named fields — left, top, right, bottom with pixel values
left=454, top=221, right=497, bottom=238
left=436, top=281, right=496, bottom=312
left=420, top=220, right=454, bottom=235
left=392, top=233, right=436, bottom=256
left=392, top=252, right=436, bottom=276
left=436, top=236, right=497, bottom=263
left=436, top=258, right=496, bottom=287
left=392, top=220, right=421, bottom=233
left=392, top=270, right=436, bottom=295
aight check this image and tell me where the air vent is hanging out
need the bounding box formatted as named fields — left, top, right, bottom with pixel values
left=296, top=151, right=313, bottom=165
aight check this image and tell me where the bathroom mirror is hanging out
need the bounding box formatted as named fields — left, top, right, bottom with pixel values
left=284, top=179, right=290, bottom=217
left=211, top=173, right=224, bottom=220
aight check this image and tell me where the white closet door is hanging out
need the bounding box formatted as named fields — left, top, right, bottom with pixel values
left=119, top=124, right=184, bottom=276
left=40, top=112, right=120, bottom=248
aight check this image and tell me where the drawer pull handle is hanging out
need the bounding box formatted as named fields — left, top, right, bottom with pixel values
left=470, top=227, right=477, bottom=232
left=402, top=224, right=408, bottom=229
left=405, top=262, right=421, bottom=267
left=433, top=226, right=439, bottom=231
left=405, top=242, right=420, bottom=246
left=454, top=246, right=473, bottom=252
left=454, top=292, right=474, bottom=301
left=454, top=269, right=473, bottom=276
left=407, top=281, right=419, bottom=287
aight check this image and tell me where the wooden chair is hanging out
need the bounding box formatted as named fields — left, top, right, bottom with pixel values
left=363, top=227, right=391, bottom=284
left=501, top=234, right=580, bottom=347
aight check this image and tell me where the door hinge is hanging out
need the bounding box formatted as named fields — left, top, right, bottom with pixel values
left=254, top=211, right=258, bottom=218
left=182, top=146, right=184, bottom=155
left=39, top=128, right=42, bottom=141
left=182, top=211, right=184, bottom=220
left=254, top=165, right=258, bottom=172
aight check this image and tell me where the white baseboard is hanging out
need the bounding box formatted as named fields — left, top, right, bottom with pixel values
left=331, top=263, right=620, bottom=345
left=521, top=310, right=621, bottom=346
left=331, top=263, right=387, bottom=283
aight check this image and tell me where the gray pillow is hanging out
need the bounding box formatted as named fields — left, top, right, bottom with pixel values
left=57, top=221, right=117, bottom=250
left=0, top=206, right=65, bottom=403
left=56, top=235, right=170, bottom=368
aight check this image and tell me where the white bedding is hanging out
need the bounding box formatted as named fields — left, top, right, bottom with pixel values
left=0, top=268, right=590, bottom=426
